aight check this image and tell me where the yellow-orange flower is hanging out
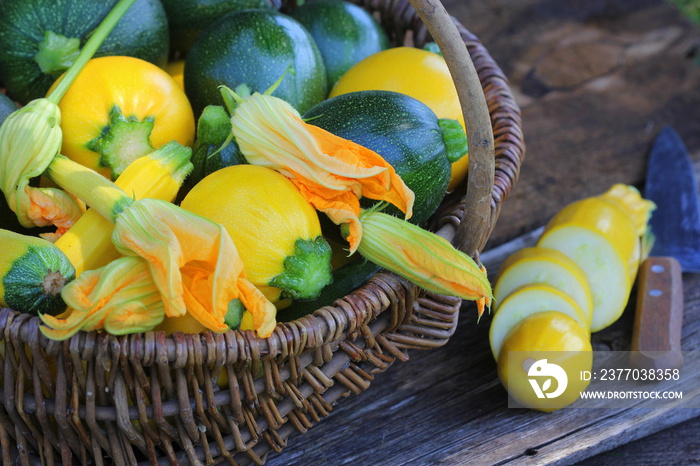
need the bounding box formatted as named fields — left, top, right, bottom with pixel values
left=39, top=256, right=165, bottom=340
left=111, top=198, right=277, bottom=335
left=26, top=186, right=85, bottom=241
left=0, top=99, right=67, bottom=228
left=355, top=207, right=493, bottom=317
left=223, top=89, right=414, bottom=253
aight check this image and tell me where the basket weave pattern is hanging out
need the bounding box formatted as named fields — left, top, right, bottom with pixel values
left=0, top=0, right=524, bottom=464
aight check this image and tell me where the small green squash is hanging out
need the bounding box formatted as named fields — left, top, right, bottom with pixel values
left=288, top=0, right=389, bottom=87
left=161, top=0, right=274, bottom=56
left=184, top=9, right=328, bottom=116
left=181, top=105, right=246, bottom=195
left=0, top=229, right=75, bottom=316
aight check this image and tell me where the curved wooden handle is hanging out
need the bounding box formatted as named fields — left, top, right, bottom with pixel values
left=406, top=0, right=495, bottom=259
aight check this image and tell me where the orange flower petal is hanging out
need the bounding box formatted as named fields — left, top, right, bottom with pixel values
left=304, top=124, right=414, bottom=217
left=39, top=256, right=165, bottom=340
left=112, top=199, right=241, bottom=320
left=237, top=277, right=277, bottom=338
left=112, top=198, right=277, bottom=336
left=26, top=186, right=85, bottom=241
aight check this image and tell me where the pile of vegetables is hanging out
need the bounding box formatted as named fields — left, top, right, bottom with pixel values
left=490, top=184, right=655, bottom=412
left=0, top=0, right=491, bottom=341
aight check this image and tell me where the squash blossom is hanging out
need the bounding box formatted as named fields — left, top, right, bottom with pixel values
left=0, top=98, right=84, bottom=234
left=351, top=207, right=493, bottom=317
left=39, top=256, right=165, bottom=340
left=44, top=154, right=277, bottom=337
left=27, top=186, right=86, bottom=242
left=221, top=87, right=415, bottom=254
left=111, top=198, right=277, bottom=335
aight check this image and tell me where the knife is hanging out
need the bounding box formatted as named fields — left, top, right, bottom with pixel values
left=630, top=126, right=700, bottom=370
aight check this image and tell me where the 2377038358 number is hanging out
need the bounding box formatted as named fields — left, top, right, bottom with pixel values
left=597, top=368, right=681, bottom=381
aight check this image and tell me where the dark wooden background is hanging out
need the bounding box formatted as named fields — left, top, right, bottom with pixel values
left=266, top=0, right=700, bottom=464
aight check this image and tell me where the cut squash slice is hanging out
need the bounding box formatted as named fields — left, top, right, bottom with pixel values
left=489, top=283, right=589, bottom=360
left=537, top=197, right=640, bottom=332
left=493, top=246, right=593, bottom=327
left=497, top=310, right=592, bottom=412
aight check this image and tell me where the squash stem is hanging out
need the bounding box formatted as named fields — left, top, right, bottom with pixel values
left=269, top=236, right=333, bottom=300
left=47, top=0, right=138, bottom=104
left=45, top=155, right=133, bottom=222
left=438, top=118, right=469, bottom=163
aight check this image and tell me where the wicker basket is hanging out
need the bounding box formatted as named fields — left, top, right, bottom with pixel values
left=0, top=0, right=524, bottom=464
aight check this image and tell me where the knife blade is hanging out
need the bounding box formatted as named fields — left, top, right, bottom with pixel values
left=630, top=126, right=700, bottom=370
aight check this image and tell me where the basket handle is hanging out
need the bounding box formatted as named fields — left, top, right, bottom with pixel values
left=407, top=0, right=495, bottom=260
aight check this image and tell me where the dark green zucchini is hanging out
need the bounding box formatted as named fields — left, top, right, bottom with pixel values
left=0, top=0, right=169, bottom=104
left=183, top=9, right=328, bottom=116
left=162, top=0, right=275, bottom=56
left=288, top=0, right=389, bottom=87
left=302, top=90, right=467, bottom=226
left=0, top=228, right=74, bottom=316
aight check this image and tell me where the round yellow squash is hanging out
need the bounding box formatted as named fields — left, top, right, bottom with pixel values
left=180, top=165, right=333, bottom=304
left=49, top=56, right=195, bottom=181
left=330, top=46, right=469, bottom=191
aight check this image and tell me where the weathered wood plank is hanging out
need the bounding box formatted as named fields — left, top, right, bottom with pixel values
left=478, top=0, right=700, bottom=248
left=265, top=0, right=700, bottom=464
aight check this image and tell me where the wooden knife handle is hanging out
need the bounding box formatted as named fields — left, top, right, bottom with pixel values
left=630, top=256, right=684, bottom=370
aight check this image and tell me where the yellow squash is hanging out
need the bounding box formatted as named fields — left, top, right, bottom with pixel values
left=489, top=283, right=589, bottom=361
left=537, top=195, right=640, bottom=332
left=497, top=311, right=592, bottom=412
left=180, top=165, right=333, bottom=306
left=49, top=56, right=195, bottom=180
left=493, top=246, right=593, bottom=326
left=330, top=46, right=469, bottom=190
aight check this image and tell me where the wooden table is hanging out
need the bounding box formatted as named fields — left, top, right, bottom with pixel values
left=266, top=0, right=700, bottom=464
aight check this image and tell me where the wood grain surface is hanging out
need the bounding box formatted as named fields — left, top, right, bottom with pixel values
left=266, top=0, right=700, bottom=464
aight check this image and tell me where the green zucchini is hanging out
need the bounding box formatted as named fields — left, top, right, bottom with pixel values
left=183, top=9, right=328, bottom=116
left=288, top=0, right=389, bottom=87
left=0, top=0, right=169, bottom=104
left=302, top=90, right=467, bottom=226
left=0, top=229, right=75, bottom=316
left=278, top=257, right=381, bottom=322
left=162, top=0, right=274, bottom=56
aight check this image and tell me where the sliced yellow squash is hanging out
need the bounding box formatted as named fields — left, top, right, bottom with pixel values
left=537, top=196, right=640, bottom=332
left=497, top=310, right=592, bottom=412
left=494, top=246, right=593, bottom=326
left=489, top=283, right=589, bottom=360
